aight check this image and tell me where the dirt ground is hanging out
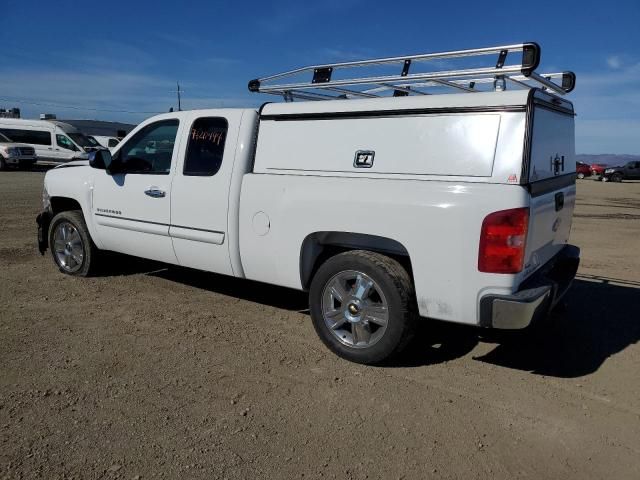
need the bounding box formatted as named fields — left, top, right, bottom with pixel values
left=1, top=170, right=639, bottom=480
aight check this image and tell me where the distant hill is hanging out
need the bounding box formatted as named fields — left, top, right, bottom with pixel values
left=576, top=154, right=640, bottom=166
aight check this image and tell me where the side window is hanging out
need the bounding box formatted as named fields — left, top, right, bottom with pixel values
left=117, top=119, right=179, bottom=174
left=108, top=139, right=119, bottom=148
left=57, top=134, right=79, bottom=151
left=183, top=117, right=228, bottom=176
left=0, top=128, right=52, bottom=145
left=32, top=131, right=52, bottom=145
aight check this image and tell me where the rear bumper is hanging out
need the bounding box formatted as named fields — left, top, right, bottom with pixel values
left=479, top=244, right=580, bottom=329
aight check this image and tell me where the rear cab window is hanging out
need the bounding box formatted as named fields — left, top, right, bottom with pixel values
left=183, top=117, right=228, bottom=176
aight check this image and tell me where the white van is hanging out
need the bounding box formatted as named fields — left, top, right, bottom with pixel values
left=0, top=119, right=92, bottom=163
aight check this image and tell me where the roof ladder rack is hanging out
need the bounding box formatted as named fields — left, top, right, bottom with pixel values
left=248, top=42, right=576, bottom=101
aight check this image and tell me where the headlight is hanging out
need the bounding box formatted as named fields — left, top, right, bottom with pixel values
left=604, top=168, right=614, bottom=174
left=42, top=185, right=51, bottom=211
left=1, top=147, right=19, bottom=157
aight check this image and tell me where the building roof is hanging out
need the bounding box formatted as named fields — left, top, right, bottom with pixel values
left=59, top=119, right=136, bottom=137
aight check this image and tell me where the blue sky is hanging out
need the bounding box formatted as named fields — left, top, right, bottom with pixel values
left=1, top=0, right=639, bottom=154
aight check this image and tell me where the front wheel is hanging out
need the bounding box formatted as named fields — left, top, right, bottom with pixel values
left=0, top=156, right=6, bottom=171
left=611, top=173, right=623, bottom=182
left=48, top=210, right=99, bottom=276
left=309, top=250, right=416, bottom=364
left=577, top=172, right=585, bottom=179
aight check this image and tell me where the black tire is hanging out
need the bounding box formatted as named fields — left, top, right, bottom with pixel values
left=309, top=250, right=416, bottom=364
left=0, top=156, right=6, bottom=171
left=577, top=172, right=585, bottom=179
left=48, top=210, right=99, bottom=277
left=611, top=173, right=623, bottom=183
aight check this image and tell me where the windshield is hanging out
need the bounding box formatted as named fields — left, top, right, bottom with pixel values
left=86, top=136, right=101, bottom=147
left=0, top=133, right=12, bottom=143
left=67, top=132, right=93, bottom=148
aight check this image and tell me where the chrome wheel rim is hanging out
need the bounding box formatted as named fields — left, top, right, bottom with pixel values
left=53, top=222, right=84, bottom=273
left=321, top=270, right=389, bottom=349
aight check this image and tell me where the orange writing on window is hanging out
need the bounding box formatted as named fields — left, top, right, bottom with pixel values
left=191, top=128, right=225, bottom=146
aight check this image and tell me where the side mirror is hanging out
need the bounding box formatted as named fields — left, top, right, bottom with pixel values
left=88, top=149, right=112, bottom=171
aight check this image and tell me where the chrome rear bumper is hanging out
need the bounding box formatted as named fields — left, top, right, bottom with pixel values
left=479, top=245, right=580, bottom=329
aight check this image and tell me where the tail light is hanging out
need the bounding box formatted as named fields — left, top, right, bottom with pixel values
left=478, top=207, right=529, bottom=274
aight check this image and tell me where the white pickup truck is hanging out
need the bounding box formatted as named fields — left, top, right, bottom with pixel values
left=37, top=43, right=580, bottom=364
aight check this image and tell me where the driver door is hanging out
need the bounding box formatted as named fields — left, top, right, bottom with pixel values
left=91, top=118, right=182, bottom=264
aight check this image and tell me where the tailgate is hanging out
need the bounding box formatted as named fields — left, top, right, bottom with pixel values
left=523, top=182, right=576, bottom=280
left=521, top=100, right=576, bottom=280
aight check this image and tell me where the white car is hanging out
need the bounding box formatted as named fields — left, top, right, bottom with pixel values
left=0, top=132, right=37, bottom=170
left=90, top=135, right=121, bottom=149
left=36, top=43, right=580, bottom=364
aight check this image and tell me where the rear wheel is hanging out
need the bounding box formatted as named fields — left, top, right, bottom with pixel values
left=309, top=250, right=416, bottom=364
left=48, top=210, right=99, bottom=276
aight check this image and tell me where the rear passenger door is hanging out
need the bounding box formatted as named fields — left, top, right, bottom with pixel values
left=169, top=112, right=240, bottom=275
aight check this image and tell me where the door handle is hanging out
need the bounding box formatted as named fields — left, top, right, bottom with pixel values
left=144, top=187, right=166, bottom=198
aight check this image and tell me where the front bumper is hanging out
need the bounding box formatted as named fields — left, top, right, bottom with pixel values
left=5, top=155, right=37, bottom=165
left=479, top=245, right=580, bottom=329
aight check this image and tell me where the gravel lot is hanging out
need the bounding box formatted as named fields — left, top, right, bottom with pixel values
left=1, top=170, right=639, bottom=479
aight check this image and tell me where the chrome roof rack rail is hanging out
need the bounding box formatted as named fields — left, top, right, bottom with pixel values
left=248, top=43, right=575, bottom=101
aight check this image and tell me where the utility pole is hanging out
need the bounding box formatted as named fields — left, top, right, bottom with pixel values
left=174, top=81, right=184, bottom=111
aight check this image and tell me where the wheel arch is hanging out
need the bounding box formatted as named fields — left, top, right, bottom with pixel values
left=39, top=197, right=85, bottom=254
left=300, top=231, right=414, bottom=290
left=50, top=196, right=83, bottom=215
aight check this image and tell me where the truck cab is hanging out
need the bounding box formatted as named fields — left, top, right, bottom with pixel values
left=41, top=109, right=256, bottom=276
